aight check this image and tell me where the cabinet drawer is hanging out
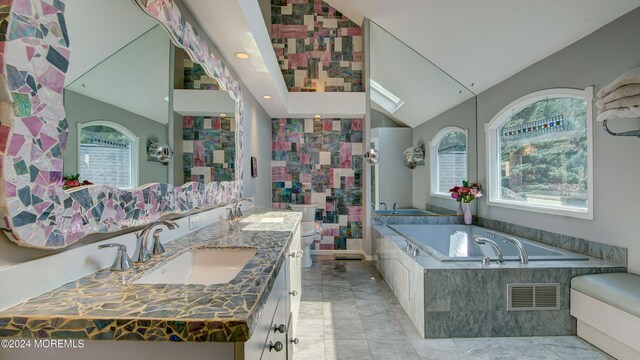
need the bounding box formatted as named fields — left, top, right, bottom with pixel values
left=261, top=286, right=288, bottom=360
left=244, top=265, right=286, bottom=360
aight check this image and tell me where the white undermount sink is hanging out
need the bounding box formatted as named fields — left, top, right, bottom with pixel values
left=134, top=248, right=257, bottom=285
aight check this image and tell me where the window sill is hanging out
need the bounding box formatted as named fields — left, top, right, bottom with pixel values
left=487, top=199, right=593, bottom=220
left=430, top=192, right=454, bottom=201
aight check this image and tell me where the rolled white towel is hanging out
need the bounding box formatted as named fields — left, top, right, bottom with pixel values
left=596, top=83, right=640, bottom=108
left=598, top=66, right=640, bottom=98
left=597, top=94, right=640, bottom=113
left=596, top=105, right=640, bottom=122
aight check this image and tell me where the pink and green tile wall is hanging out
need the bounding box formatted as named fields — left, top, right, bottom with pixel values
left=270, top=0, right=363, bottom=92
left=272, top=118, right=363, bottom=250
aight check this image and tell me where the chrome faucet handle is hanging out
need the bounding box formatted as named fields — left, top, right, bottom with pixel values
left=234, top=198, right=253, bottom=218
left=474, top=236, right=505, bottom=264
left=132, top=232, right=151, bottom=263
left=98, top=243, right=133, bottom=271
left=412, top=247, right=420, bottom=257
left=392, top=202, right=398, bottom=214
left=226, top=207, right=235, bottom=221
left=379, top=202, right=387, bottom=210
left=405, top=240, right=413, bottom=252
left=151, top=228, right=165, bottom=255
left=481, top=255, right=491, bottom=266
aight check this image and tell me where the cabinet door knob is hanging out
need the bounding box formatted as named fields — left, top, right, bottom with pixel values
left=289, top=252, right=297, bottom=258
left=273, top=324, right=287, bottom=333
left=269, top=341, right=284, bottom=352
left=289, top=290, right=298, bottom=296
left=296, top=250, right=304, bottom=258
left=290, top=338, right=300, bottom=345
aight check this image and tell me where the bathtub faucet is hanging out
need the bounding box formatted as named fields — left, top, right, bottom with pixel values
left=503, top=237, right=529, bottom=264
left=473, top=236, right=505, bottom=265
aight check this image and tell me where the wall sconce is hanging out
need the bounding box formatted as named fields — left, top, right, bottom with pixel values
left=147, top=140, right=173, bottom=165
left=404, top=144, right=425, bottom=169
left=363, top=148, right=380, bottom=165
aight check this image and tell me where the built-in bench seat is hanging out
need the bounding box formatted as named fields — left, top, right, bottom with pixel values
left=571, top=273, right=640, bottom=360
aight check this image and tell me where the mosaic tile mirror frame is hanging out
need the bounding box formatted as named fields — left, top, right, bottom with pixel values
left=0, top=0, right=245, bottom=249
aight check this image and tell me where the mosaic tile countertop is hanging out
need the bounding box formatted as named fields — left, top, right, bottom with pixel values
left=0, top=207, right=301, bottom=342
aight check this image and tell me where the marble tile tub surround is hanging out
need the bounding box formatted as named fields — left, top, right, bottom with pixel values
left=372, top=214, right=463, bottom=226
left=0, top=208, right=301, bottom=342
left=476, top=217, right=628, bottom=267
left=295, top=256, right=613, bottom=360
left=372, top=225, right=626, bottom=338
left=0, top=0, right=245, bottom=249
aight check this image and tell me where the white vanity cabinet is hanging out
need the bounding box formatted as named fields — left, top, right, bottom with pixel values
left=249, top=223, right=302, bottom=360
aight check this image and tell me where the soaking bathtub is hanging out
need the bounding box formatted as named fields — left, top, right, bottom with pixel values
left=372, top=224, right=625, bottom=338
left=388, top=224, right=589, bottom=262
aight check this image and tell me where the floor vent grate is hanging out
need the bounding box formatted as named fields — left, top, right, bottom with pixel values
left=507, top=283, right=560, bottom=311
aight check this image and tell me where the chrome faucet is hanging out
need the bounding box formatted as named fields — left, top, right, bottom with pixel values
left=504, top=236, right=529, bottom=264
left=379, top=202, right=387, bottom=210
left=392, top=202, right=398, bottom=214
left=98, top=243, right=133, bottom=271
left=474, top=236, right=505, bottom=264
left=226, top=207, right=236, bottom=221
left=233, top=198, right=253, bottom=218
left=132, top=220, right=179, bottom=263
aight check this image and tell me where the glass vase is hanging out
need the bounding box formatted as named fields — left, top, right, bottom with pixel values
left=463, top=202, right=473, bottom=225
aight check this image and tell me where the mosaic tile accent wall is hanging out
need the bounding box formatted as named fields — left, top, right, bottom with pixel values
left=181, top=53, right=220, bottom=90
left=0, top=0, right=244, bottom=249
left=272, top=118, right=363, bottom=250
left=271, top=0, right=363, bottom=92
left=183, top=116, right=236, bottom=183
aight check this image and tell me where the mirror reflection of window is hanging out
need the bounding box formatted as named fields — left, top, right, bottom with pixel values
left=431, top=128, right=468, bottom=195
left=78, top=122, right=138, bottom=189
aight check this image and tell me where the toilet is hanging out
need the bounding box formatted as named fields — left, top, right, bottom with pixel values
left=289, top=204, right=318, bottom=268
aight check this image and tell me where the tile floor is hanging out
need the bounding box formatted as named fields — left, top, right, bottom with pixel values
left=294, top=256, right=613, bottom=360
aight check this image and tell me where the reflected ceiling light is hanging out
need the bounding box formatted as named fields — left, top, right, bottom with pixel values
left=220, top=113, right=227, bottom=117
left=262, top=95, right=272, bottom=99
left=313, top=114, right=321, bottom=119
left=235, top=52, right=250, bottom=60
left=370, top=79, right=405, bottom=114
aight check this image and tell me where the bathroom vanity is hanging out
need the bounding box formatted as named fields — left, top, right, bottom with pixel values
left=0, top=208, right=302, bottom=360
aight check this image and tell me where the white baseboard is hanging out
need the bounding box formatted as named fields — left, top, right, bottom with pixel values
left=310, top=249, right=373, bottom=260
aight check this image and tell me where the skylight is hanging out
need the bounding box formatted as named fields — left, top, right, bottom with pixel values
left=370, top=79, right=405, bottom=113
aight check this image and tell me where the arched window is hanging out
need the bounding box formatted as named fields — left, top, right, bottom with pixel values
left=485, top=87, right=594, bottom=219
left=430, top=127, right=468, bottom=197
left=78, top=121, right=139, bottom=189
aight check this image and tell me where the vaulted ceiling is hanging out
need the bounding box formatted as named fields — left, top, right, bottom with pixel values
left=325, top=0, right=640, bottom=93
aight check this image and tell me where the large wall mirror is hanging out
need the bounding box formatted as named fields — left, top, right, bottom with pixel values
left=368, top=21, right=477, bottom=215
left=0, top=0, right=243, bottom=248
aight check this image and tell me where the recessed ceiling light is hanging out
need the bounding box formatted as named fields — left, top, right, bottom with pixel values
left=262, top=95, right=272, bottom=100
left=235, top=52, right=250, bottom=60
left=313, top=114, right=321, bottom=119
left=220, top=113, right=227, bottom=117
